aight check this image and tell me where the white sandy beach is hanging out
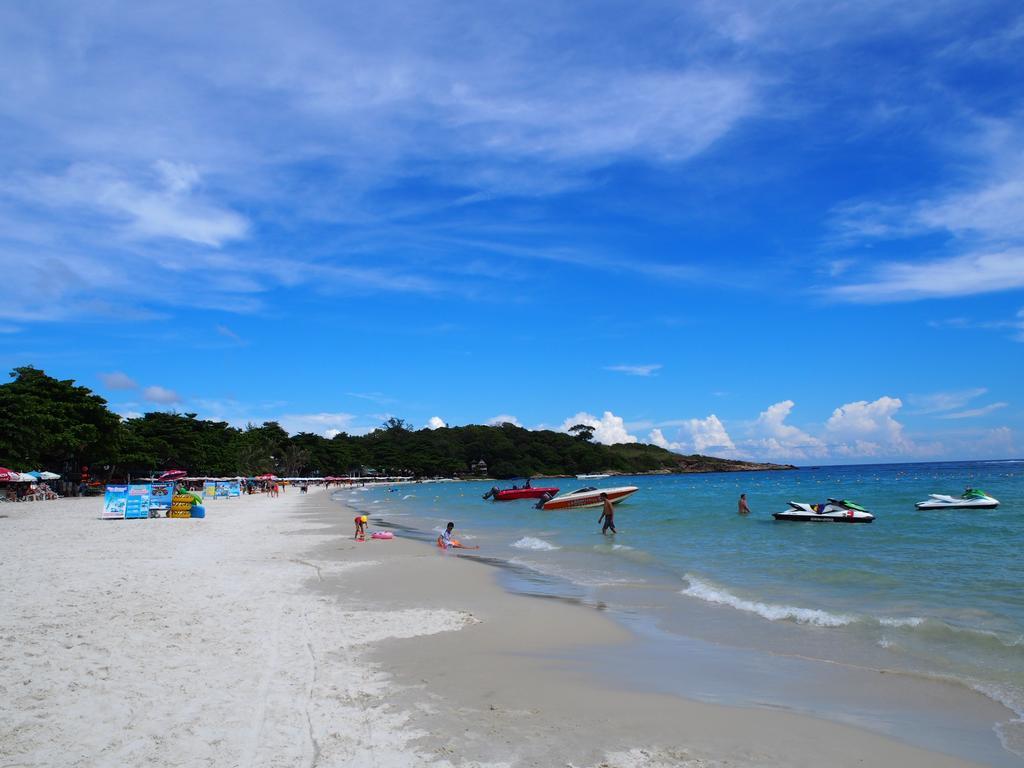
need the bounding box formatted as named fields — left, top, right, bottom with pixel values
left=0, top=488, right=991, bottom=767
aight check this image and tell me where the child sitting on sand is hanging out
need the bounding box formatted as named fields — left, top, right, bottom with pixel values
left=437, top=521, right=479, bottom=550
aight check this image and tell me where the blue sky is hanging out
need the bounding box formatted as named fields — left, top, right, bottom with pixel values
left=2, top=1, right=1022, bottom=463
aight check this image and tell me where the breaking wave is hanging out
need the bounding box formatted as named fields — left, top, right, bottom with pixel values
left=512, top=536, right=560, bottom=551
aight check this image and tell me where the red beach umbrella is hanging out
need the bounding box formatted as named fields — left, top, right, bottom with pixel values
left=255, top=473, right=278, bottom=480
left=0, top=467, right=20, bottom=482
left=158, top=469, right=188, bottom=481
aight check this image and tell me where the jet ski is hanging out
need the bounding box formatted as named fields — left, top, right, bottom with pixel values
left=773, top=498, right=874, bottom=523
left=915, top=488, right=999, bottom=510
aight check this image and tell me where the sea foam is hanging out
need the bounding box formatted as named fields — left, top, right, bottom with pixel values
left=512, top=536, right=560, bottom=551
left=681, top=575, right=855, bottom=627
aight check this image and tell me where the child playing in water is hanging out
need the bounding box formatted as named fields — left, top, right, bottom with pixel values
left=437, top=521, right=480, bottom=550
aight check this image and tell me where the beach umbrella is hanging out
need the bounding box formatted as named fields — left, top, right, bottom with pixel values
left=158, top=469, right=188, bottom=481
left=16, top=472, right=37, bottom=482
left=0, top=467, right=19, bottom=482
left=38, top=471, right=61, bottom=480
left=255, top=473, right=278, bottom=480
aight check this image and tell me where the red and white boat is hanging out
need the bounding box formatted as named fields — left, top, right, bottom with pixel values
left=541, top=486, right=639, bottom=511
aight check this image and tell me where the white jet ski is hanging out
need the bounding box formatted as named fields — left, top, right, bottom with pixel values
left=915, top=488, right=999, bottom=510
left=773, top=498, right=875, bottom=523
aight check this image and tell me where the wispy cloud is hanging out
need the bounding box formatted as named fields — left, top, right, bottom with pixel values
left=346, top=392, right=397, bottom=406
left=215, top=324, right=246, bottom=345
left=0, top=3, right=767, bottom=325
left=605, top=364, right=662, bottom=377
left=828, top=249, right=1024, bottom=303
left=928, top=307, right=1024, bottom=343
left=99, top=371, right=139, bottom=390
left=142, top=385, right=181, bottom=404
left=908, top=388, right=988, bottom=414
left=828, top=119, right=1024, bottom=303
left=11, top=162, right=249, bottom=247
left=938, top=402, right=1008, bottom=419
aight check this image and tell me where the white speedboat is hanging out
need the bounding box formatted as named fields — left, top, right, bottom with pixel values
left=773, top=498, right=874, bottom=523
left=576, top=473, right=610, bottom=479
left=541, top=486, right=638, bottom=510
left=915, top=488, right=999, bottom=510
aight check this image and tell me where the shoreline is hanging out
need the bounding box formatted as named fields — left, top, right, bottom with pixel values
left=315, top=490, right=1001, bottom=767
left=0, top=486, right=1006, bottom=766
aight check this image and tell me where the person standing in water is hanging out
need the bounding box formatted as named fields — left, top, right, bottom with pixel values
left=738, top=493, right=751, bottom=515
left=598, top=493, right=616, bottom=534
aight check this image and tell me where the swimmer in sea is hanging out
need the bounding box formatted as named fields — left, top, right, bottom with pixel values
left=738, top=493, right=751, bottom=515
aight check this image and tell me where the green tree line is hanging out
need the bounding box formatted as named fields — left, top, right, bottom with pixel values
left=0, top=366, right=779, bottom=480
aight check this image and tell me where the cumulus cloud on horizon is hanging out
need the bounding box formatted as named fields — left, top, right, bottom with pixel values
left=559, top=411, right=638, bottom=445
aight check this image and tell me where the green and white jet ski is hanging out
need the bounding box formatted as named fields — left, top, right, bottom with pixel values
left=915, top=488, right=999, bottom=510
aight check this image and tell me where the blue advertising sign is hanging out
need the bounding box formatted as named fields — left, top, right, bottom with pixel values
left=215, top=481, right=230, bottom=499
left=125, top=484, right=152, bottom=519
left=149, top=481, right=174, bottom=511
left=103, top=485, right=128, bottom=519
left=227, top=480, right=241, bottom=497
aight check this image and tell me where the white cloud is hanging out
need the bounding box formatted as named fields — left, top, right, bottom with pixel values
left=648, top=428, right=683, bottom=451
left=973, top=426, right=1016, bottom=456
left=829, top=120, right=1024, bottom=303
left=426, top=416, right=446, bottom=429
left=825, top=396, right=911, bottom=453
left=829, top=248, right=1024, bottom=302
left=908, top=388, right=988, bottom=414
left=559, top=411, right=638, bottom=445
left=681, top=414, right=735, bottom=454
left=647, top=416, right=736, bottom=455
left=486, top=414, right=522, bottom=427
left=0, top=3, right=764, bottom=325
left=215, top=324, right=245, bottom=345
left=20, top=162, right=249, bottom=247
left=142, top=385, right=181, bottom=404
left=100, top=371, right=138, bottom=390
left=278, top=412, right=357, bottom=437
left=939, top=402, right=1008, bottom=420
left=747, top=400, right=825, bottom=459
left=605, top=364, right=662, bottom=377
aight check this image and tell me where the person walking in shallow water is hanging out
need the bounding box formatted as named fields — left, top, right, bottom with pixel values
left=738, top=493, right=751, bottom=515
left=598, top=493, right=616, bottom=534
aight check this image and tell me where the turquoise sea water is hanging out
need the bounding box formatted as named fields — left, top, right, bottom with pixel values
left=341, top=461, right=1024, bottom=764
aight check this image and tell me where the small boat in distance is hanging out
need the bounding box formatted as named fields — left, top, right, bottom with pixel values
left=542, top=486, right=638, bottom=510
left=576, top=473, right=610, bottom=479
left=916, top=488, right=999, bottom=510
left=773, top=499, right=874, bottom=523
left=483, top=485, right=559, bottom=501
